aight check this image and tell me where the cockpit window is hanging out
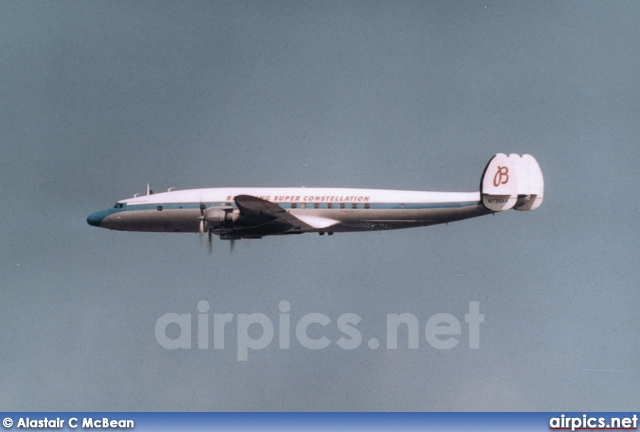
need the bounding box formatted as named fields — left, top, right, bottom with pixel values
left=114, top=203, right=124, bottom=209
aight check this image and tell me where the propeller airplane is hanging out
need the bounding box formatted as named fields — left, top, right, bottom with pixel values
left=87, top=153, right=543, bottom=253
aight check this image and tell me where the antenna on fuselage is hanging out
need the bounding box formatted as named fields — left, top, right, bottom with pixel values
left=146, top=183, right=154, bottom=195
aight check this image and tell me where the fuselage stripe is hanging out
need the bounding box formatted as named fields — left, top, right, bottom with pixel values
left=114, top=201, right=481, bottom=212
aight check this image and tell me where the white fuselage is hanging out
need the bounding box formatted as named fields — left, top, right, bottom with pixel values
left=87, top=154, right=543, bottom=242
left=87, top=187, right=489, bottom=236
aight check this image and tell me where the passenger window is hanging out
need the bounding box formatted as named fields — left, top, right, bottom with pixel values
left=364, top=203, right=370, bottom=209
left=314, top=203, right=320, bottom=209
left=327, top=203, right=333, bottom=209
left=339, top=203, right=345, bottom=209
left=157, top=205, right=163, bottom=211
left=352, top=203, right=358, bottom=209
left=291, top=203, right=297, bottom=209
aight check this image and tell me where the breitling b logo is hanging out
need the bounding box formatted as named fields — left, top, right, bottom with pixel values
left=493, top=166, right=509, bottom=187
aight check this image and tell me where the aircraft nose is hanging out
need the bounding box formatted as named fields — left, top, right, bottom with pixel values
left=87, top=210, right=107, bottom=227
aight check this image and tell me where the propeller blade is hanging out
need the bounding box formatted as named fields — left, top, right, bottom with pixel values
left=198, top=219, right=204, bottom=246
left=230, top=239, right=236, bottom=253
left=207, top=230, right=213, bottom=255
left=199, top=200, right=207, bottom=251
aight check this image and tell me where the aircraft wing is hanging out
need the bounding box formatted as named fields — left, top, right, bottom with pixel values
left=233, top=195, right=338, bottom=236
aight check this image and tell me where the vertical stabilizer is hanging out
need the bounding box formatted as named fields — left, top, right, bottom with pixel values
left=513, top=154, right=544, bottom=211
left=480, top=153, right=543, bottom=212
left=481, top=153, right=518, bottom=211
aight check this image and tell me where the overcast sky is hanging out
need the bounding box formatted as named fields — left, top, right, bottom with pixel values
left=1, top=1, right=639, bottom=411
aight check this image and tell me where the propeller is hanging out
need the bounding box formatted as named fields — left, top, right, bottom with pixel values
left=198, top=200, right=240, bottom=254
left=199, top=201, right=214, bottom=254
left=198, top=202, right=206, bottom=247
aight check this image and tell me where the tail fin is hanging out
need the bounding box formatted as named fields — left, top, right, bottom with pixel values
left=480, top=153, right=544, bottom=212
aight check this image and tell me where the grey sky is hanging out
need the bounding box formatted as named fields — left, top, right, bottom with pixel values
left=1, top=1, right=639, bottom=411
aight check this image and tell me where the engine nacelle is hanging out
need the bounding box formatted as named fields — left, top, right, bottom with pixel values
left=204, top=207, right=239, bottom=227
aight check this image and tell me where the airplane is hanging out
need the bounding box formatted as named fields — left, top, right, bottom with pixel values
left=87, top=153, right=543, bottom=252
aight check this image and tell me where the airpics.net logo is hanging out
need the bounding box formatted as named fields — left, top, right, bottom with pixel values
left=155, top=301, right=484, bottom=361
